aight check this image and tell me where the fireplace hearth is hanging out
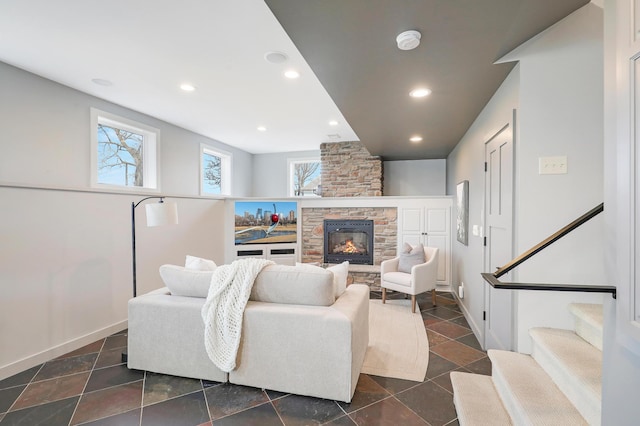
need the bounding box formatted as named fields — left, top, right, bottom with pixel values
left=324, top=219, right=374, bottom=265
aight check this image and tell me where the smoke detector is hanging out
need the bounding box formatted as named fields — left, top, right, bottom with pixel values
left=396, top=30, right=421, bottom=50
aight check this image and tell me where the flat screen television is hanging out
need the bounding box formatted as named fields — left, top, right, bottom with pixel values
left=234, top=201, right=297, bottom=245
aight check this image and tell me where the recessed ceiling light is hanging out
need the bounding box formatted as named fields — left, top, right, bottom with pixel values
left=329, top=120, right=339, bottom=126
left=180, top=83, right=196, bottom=92
left=410, top=88, right=431, bottom=98
left=257, top=126, right=267, bottom=132
left=91, top=78, right=112, bottom=86
left=410, top=136, right=423, bottom=143
left=284, top=70, right=300, bottom=79
left=264, top=51, right=288, bottom=64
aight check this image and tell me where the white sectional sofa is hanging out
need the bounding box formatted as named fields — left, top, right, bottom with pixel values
left=127, top=263, right=369, bottom=403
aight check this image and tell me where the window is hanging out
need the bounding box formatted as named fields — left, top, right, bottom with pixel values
left=201, top=144, right=231, bottom=196
left=288, top=158, right=321, bottom=197
left=91, top=108, right=159, bottom=191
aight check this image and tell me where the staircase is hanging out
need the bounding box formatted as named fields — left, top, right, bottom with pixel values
left=451, top=303, right=603, bottom=425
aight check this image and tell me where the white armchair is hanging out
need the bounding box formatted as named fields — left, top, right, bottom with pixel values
left=381, top=246, right=439, bottom=313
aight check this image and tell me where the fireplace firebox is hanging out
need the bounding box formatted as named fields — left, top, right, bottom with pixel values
left=323, top=220, right=374, bottom=265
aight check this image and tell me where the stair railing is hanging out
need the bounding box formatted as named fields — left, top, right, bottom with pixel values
left=481, top=203, right=617, bottom=298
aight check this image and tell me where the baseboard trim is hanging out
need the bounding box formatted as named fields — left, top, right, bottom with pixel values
left=454, top=292, right=484, bottom=350
left=0, top=320, right=128, bottom=381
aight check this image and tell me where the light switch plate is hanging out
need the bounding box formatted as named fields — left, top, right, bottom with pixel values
left=539, top=156, right=568, bottom=174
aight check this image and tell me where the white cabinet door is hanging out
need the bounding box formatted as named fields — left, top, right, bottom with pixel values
left=400, top=207, right=423, bottom=248
left=424, top=205, right=451, bottom=285
left=398, top=199, right=452, bottom=287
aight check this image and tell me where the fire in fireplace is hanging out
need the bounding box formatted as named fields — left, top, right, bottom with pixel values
left=323, top=219, right=374, bottom=265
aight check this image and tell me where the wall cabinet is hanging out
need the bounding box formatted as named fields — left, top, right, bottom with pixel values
left=398, top=198, right=452, bottom=287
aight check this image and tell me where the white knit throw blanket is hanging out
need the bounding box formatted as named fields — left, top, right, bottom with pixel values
left=201, top=258, right=274, bottom=372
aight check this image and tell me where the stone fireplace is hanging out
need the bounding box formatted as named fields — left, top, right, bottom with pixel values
left=323, top=219, right=374, bottom=265
left=299, top=142, right=392, bottom=288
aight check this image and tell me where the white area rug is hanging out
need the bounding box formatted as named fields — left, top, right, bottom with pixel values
left=361, top=299, right=429, bottom=382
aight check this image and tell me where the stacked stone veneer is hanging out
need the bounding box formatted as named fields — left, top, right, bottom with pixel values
left=301, top=207, right=397, bottom=289
left=320, top=142, right=382, bottom=197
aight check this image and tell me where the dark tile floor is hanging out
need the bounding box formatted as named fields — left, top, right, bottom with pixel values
left=0, top=292, right=489, bottom=425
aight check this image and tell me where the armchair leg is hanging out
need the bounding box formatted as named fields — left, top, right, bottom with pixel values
left=432, top=289, right=437, bottom=307
left=411, top=295, right=416, bottom=313
left=382, top=287, right=387, bottom=304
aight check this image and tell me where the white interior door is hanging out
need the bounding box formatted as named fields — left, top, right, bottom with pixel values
left=484, top=120, right=515, bottom=351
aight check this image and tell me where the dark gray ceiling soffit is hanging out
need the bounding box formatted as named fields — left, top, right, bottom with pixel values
left=265, top=0, right=591, bottom=160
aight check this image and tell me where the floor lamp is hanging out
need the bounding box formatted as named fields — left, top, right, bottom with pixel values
left=131, top=196, right=179, bottom=297
left=124, top=196, right=178, bottom=363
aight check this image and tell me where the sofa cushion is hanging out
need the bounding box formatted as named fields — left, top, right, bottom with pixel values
left=327, top=261, right=349, bottom=297
left=251, top=264, right=335, bottom=306
left=185, top=255, right=217, bottom=271
left=159, top=264, right=213, bottom=298
left=398, top=243, right=425, bottom=273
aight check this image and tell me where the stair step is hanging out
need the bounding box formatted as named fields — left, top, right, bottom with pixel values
left=489, top=349, right=588, bottom=425
left=530, top=327, right=601, bottom=425
left=451, top=372, right=513, bottom=425
left=568, top=303, right=603, bottom=350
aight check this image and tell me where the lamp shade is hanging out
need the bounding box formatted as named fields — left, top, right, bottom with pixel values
left=145, top=202, right=179, bottom=227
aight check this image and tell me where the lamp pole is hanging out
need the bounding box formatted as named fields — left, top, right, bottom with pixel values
left=131, top=196, right=166, bottom=298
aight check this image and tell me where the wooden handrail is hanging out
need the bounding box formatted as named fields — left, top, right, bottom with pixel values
left=483, top=203, right=615, bottom=298
left=482, top=273, right=616, bottom=298
left=494, top=203, right=604, bottom=278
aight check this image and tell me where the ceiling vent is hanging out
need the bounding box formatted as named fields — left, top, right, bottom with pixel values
left=264, top=51, right=288, bottom=63
left=396, top=30, right=421, bottom=50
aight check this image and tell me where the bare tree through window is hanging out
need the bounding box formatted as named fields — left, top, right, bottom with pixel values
left=294, top=162, right=320, bottom=196
left=97, top=124, right=144, bottom=186
left=203, top=152, right=222, bottom=193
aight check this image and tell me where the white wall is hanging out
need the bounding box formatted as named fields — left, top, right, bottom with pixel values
left=446, top=3, right=605, bottom=352
left=601, top=0, right=640, bottom=422
left=0, top=62, right=239, bottom=379
left=383, top=159, right=446, bottom=196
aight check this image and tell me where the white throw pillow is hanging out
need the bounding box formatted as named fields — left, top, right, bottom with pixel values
left=185, top=255, right=217, bottom=271
left=160, top=264, right=213, bottom=298
left=327, top=261, right=349, bottom=297
left=398, top=243, right=426, bottom=273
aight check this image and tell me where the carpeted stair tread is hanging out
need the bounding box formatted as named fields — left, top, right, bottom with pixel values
left=451, top=372, right=513, bottom=425
left=489, top=349, right=588, bottom=425
left=530, top=327, right=601, bottom=425
left=568, top=303, right=603, bottom=350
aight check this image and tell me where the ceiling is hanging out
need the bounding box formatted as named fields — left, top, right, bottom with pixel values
left=0, top=0, right=590, bottom=160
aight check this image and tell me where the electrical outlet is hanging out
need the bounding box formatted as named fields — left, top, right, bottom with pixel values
left=539, top=156, right=568, bottom=175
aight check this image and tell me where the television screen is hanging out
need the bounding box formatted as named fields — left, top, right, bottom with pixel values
left=234, top=201, right=297, bottom=245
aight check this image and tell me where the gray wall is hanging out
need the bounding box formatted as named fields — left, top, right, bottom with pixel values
left=0, top=62, right=253, bottom=196
left=0, top=62, right=243, bottom=378
left=383, top=159, right=446, bottom=196
left=252, top=150, right=320, bottom=197
left=446, top=3, right=606, bottom=352
left=446, top=65, right=520, bottom=344
left=252, top=151, right=447, bottom=197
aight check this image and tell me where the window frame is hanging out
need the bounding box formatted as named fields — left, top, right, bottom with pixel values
left=287, top=157, right=322, bottom=197
left=90, top=108, right=160, bottom=192
left=200, top=144, right=232, bottom=196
